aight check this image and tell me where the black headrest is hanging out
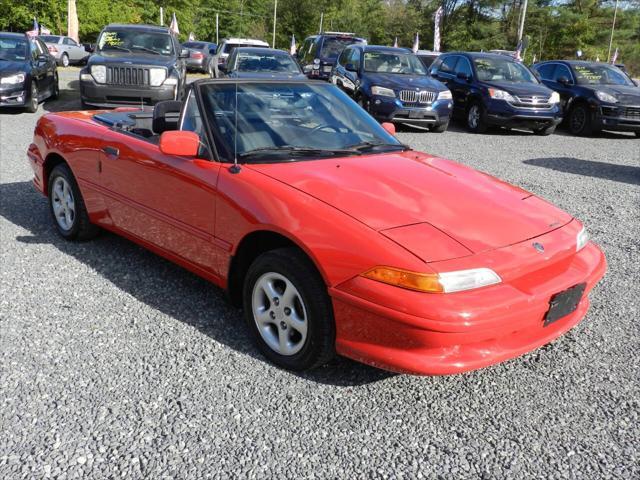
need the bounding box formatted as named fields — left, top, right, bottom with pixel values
left=152, top=100, right=183, bottom=134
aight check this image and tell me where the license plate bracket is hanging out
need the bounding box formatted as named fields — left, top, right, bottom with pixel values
left=544, top=283, right=586, bottom=326
left=409, top=110, right=424, bottom=119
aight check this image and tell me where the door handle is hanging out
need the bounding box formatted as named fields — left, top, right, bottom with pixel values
left=102, top=146, right=119, bottom=157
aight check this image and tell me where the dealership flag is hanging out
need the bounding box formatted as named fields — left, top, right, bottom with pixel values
left=611, top=47, right=619, bottom=64
left=188, top=32, right=195, bottom=41
left=393, top=37, right=398, bottom=48
left=290, top=34, right=296, bottom=55
left=514, top=39, right=523, bottom=62
left=433, top=6, right=443, bottom=52
left=412, top=32, right=419, bottom=53
left=26, top=17, right=39, bottom=37
left=40, top=24, right=51, bottom=35
left=169, top=13, right=179, bottom=34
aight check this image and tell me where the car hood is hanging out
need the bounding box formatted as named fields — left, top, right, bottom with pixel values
left=0, top=60, right=28, bottom=74
left=231, top=71, right=306, bottom=80
left=249, top=151, right=572, bottom=255
left=88, top=52, right=176, bottom=68
left=366, top=72, right=445, bottom=91
left=589, top=84, right=640, bottom=104
left=481, top=81, right=553, bottom=97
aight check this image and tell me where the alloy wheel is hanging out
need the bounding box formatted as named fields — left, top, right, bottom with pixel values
left=251, top=272, right=308, bottom=356
left=570, top=107, right=587, bottom=134
left=468, top=105, right=480, bottom=129
left=62, top=54, right=69, bottom=67
left=51, top=176, right=76, bottom=231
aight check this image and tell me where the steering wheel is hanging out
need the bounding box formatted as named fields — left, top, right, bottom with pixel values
left=310, top=123, right=341, bottom=134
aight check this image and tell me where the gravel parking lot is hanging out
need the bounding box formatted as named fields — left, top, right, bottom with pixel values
left=1, top=68, right=639, bottom=479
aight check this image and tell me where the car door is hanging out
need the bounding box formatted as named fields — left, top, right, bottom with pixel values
left=29, top=40, right=50, bottom=95
left=548, top=63, right=576, bottom=112
left=434, top=56, right=464, bottom=115
left=63, top=37, right=83, bottom=62
left=97, top=93, right=221, bottom=273
left=450, top=55, right=474, bottom=113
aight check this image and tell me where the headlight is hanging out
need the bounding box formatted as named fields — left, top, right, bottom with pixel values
left=488, top=88, right=516, bottom=102
left=549, top=92, right=561, bottom=104
left=91, top=65, right=106, bottom=83
left=313, top=58, right=320, bottom=65
left=595, top=90, right=618, bottom=103
left=371, top=86, right=395, bottom=98
left=361, top=266, right=501, bottom=293
left=149, top=68, right=167, bottom=87
left=576, top=226, right=589, bottom=252
left=437, top=90, right=452, bottom=100
left=1, top=73, right=26, bottom=85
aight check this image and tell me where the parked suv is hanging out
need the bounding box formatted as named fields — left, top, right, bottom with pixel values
left=79, top=24, right=188, bottom=108
left=431, top=52, right=562, bottom=134
left=40, top=35, right=89, bottom=67
left=297, top=32, right=366, bottom=80
left=331, top=45, right=452, bottom=131
left=211, top=38, right=269, bottom=78
left=532, top=60, right=640, bottom=137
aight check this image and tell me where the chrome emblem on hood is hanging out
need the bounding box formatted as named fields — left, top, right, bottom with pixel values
left=533, top=242, right=545, bottom=253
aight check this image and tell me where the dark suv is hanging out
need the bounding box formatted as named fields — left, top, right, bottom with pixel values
left=431, top=52, right=562, bottom=134
left=532, top=60, right=640, bottom=137
left=79, top=24, right=188, bottom=108
left=297, top=32, right=366, bottom=80
left=331, top=45, right=452, bottom=131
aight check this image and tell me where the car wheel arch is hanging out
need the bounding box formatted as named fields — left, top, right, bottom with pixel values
left=43, top=153, right=69, bottom=196
left=227, top=230, right=328, bottom=307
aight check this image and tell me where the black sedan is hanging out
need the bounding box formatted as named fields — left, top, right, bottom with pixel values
left=0, top=32, right=58, bottom=113
left=533, top=60, right=640, bottom=137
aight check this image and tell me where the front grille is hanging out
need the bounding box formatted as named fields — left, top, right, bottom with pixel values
left=511, top=95, right=552, bottom=109
left=622, top=106, right=640, bottom=120
left=106, top=66, right=151, bottom=86
left=399, top=90, right=436, bottom=104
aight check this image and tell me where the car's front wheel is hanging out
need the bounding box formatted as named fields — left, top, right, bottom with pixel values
left=466, top=101, right=488, bottom=133
left=243, top=248, right=335, bottom=371
left=50, top=72, right=59, bottom=100
left=61, top=53, right=69, bottom=68
left=26, top=82, right=39, bottom=113
left=533, top=124, right=556, bottom=136
left=430, top=121, right=449, bottom=133
left=48, top=164, right=99, bottom=240
left=568, top=103, right=595, bottom=136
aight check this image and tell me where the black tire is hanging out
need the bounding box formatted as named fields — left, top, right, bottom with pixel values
left=533, top=124, right=556, bottom=136
left=50, top=72, right=59, bottom=100
left=634, top=131, right=639, bottom=138
left=61, top=53, right=69, bottom=68
left=466, top=101, right=488, bottom=133
left=242, top=248, right=336, bottom=371
left=26, top=81, right=39, bottom=113
left=48, top=163, right=99, bottom=241
left=568, top=103, right=595, bottom=136
left=430, top=121, right=449, bottom=133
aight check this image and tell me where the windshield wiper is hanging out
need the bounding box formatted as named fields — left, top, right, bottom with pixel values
left=238, top=146, right=362, bottom=160
left=130, top=46, right=161, bottom=55
left=344, top=141, right=410, bottom=153
left=101, top=45, right=131, bottom=53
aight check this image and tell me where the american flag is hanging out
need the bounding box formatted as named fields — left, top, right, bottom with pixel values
left=611, top=47, right=619, bottom=64
left=26, top=17, right=39, bottom=37
left=433, top=7, right=443, bottom=52
left=290, top=34, right=296, bottom=55
left=169, top=13, right=179, bottom=35
left=412, top=32, right=419, bottom=53
left=514, top=39, right=523, bottom=62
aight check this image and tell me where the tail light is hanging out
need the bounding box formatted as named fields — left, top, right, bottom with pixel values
left=191, top=51, right=204, bottom=59
left=48, top=45, right=58, bottom=54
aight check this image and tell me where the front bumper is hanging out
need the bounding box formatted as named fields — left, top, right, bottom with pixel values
left=486, top=101, right=562, bottom=129
left=330, top=224, right=606, bottom=376
left=597, top=105, right=640, bottom=132
left=80, top=77, right=177, bottom=108
left=0, top=84, right=28, bottom=107
left=370, top=96, right=453, bottom=126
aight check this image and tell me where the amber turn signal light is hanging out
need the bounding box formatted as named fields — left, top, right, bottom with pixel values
left=361, top=267, right=444, bottom=293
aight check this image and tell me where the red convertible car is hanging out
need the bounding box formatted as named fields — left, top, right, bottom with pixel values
left=27, top=79, right=606, bottom=375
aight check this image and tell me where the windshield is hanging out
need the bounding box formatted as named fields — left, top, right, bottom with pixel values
left=199, top=82, right=403, bottom=162
left=320, top=37, right=363, bottom=59
left=473, top=57, right=537, bottom=83
left=234, top=52, right=300, bottom=73
left=0, top=37, right=28, bottom=61
left=40, top=35, right=61, bottom=43
left=572, top=64, right=633, bottom=86
left=98, top=30, right=174, bottom=56
left=364, top=52, right=427, bottom=75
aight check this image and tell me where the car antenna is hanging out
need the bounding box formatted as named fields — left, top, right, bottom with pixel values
left=229, top=81, right=241, bottom=174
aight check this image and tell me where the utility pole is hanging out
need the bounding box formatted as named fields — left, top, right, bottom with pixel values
left=67, top=0, right=79, bottom=42
left=272, top=0, right=278, bottom=48
left=517, top=0, right=528, bottom=45
left=607, top=0, right=619, bottom=62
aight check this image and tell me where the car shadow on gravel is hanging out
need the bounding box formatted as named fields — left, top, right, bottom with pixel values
left=524, top=157, right=640, bottom=186
left=0, top=181, right=395, bottom=387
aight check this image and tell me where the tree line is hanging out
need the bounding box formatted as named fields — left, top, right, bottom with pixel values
left=1, top=0, right=639, bottom=74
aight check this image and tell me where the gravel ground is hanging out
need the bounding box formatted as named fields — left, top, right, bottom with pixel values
left=1, top=71, right=639, bottom=479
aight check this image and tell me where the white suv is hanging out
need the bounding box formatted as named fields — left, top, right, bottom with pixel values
left=212, top=38, right=269, bottom=78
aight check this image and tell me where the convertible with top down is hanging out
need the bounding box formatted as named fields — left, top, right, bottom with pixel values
left=27, top=79, right=606, bottom=375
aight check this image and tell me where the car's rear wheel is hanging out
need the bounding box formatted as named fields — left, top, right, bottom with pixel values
left=61, top=53, right=69, bottom=68
left=466, top=101, right=488, bottom=133
left=533, top=125, right=556, bottom=136
left=26, top=82, right=39, bottom=113
left=568, top=104, right=594, bottom=136
left=243, top=248, right=335, bottom=371
left=430, top=121, right=449, bottom=133
left=48, top=164, right=99, bottom=240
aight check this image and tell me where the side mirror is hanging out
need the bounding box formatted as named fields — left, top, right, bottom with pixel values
left=159, top=130, right=200, bottom=156
left=456, top=72, right=470, bottom=81
left=557, top=76, right=570, bottom=85
left=381, top=122, right=396, bottom=136
left=179, top=48, right=190, bottom=59
left=345, top=63, right=357, bottom=72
